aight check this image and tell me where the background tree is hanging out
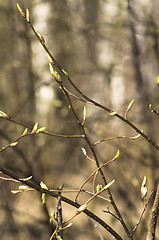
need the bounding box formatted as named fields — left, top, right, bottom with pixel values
left=0, top=0, right=158, bottom=239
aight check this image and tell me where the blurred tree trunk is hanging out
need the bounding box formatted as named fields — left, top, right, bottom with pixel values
left=127, top=0, right=158, bottom=189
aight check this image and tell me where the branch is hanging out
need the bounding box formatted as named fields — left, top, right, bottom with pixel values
left=146, top=184, right=159, bottom=240
left=0, top=165, right=123, bottom=240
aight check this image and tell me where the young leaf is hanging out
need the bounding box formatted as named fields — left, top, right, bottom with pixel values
left=127, top=99, right=134, bottom=111
left=11, top=190, right=20, bottom=194
left=81, top=147, right=87, bottom=156
left=49, top=211, right=55, bottom=224
left=19, top=185, right=28, bottom=191
left=0, top=111, right=9, bottom=118
left=42, top=193, right=46, bottom=205
left=62, top=69, right=68, bottom=76
left=23, top=128, right=28, bottom=135
left=110, top=111, right=117, bottom=116
left=77, top=204, right=87, bottom=213
left=132, top=132, right=143, bottom=140
left=115, top=150, right=120, bottom=159
left=103, top=179, right=115, bottom=190
left=96, top=184, right=102, bottom=193
left=54, top=71, right=62, bottom=82
left=40, top=181, right=48, bottom=190
left=22, top=176, right=33, bottom=181
left=36, top=127, right=46, bottom=133
left=32, top=122, right=38, bottom=133
left=26, top=9, right=30, bottom=22
left=17, top=3, right=25, bottom=17
left=10, top=142, right=18, bottom=147
left=49, top=62, right=54, bottom=75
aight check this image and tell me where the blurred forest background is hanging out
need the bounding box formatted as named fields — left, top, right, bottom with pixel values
left=0, top=0, right=159, bottom=239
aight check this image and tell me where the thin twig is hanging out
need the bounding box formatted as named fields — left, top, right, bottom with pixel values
left=75, top=157, right=116, bottom=202
left=146, top=184, right=159, bottom=240
left=0, top=164, right=123, bottom=240
left=132, top=191, right=153, bottom=233
left=103, top=206, right=121, bottom=222
left=93, top=133, right=141, bottom=146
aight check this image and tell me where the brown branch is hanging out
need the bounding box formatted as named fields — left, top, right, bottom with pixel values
left=132, top=192, right=153, bottom=233
left=18, top=5, right=159, bottom=153
left=146, top=184, right=159, bottom=240
left=16, top=7, right=134, bottom=239
left=0, top=165, right=123, bottom=240
left=93, top=133, right=141, bottom=146
left=0, top=114, right=84, bottom=139
left=75, top=157, right=116, bottom=202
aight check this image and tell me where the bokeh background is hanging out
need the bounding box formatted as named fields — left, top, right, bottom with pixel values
left=0, top=0, right=159, bottom=239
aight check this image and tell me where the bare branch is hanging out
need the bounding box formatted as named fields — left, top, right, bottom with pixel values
left=146, top=184, right=159, bottom=240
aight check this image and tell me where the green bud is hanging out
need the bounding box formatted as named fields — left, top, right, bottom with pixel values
left=81, top=147, right=86, bottom=155
left=40, top=181, right=48, bottom=190
left=110, top=111, right=117, bottom=116
left=42, top=193, right=46, bottom=205
left=32, top=122, right=38, bottom=133
left=77, top=204, right=87, bottom=213
left=10, top=142, right=18, bottom=147
left=17, top=3, right=25, bottom=17
left=36, top=127, right=46, bottom=133
left=96, top=184, right=102, bottom=193
left=115, top=150, right=120, bottom=159
left=103, top=179, right=115, bottom=190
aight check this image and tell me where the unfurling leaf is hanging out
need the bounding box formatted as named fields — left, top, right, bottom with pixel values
left=22, top=176, right=32, bottom=181
left=149, top=104, right=152, bottom=110
left=115, top=150, right=120, bottom=159
left=42, top=193, right=46, bottom=205
left=36, top=127, right=46, bottom=133
left=63, top=223, right=72, bottom=228
left=23, top=128, right=28, bottom=135
left=10, top=142, right=18, bottom=147
left=103, top=179, right=115, bottom=190
left=11, top=190, right=20, bottom=194
left=26, top=9, right=30, bottom=22
left=132, top=131, right=143, bottom=139
left=17, top=3, right=25, bottom=17
left=77, top=204, right=87, bottom=213
left=62, top=69, right=68, bottom=76
left=81, top=147, right=87, bottom=156
left=110, top=111, right=117, bottom=116
left=40, top=181, right=48, bottom=190
left=141, top=176, right=147, bottom=201
left=49, top=211, right=55, bottom=224
left=127, top=99, right=134, bottom=111
left=96, top=184, right=102, bottom=193
left=32, top=122, right=38, bottom=133
left=49, top=62, right=54, bottom=75
left=0, top=111, right=9, bottom=118
left=19, top=185, right=29, bottom=191
left=54, top=71, right=62, bottom=82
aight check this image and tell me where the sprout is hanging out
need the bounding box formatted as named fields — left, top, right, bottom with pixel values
left=32, top=122, right=38, bottom=133
left=81, top=147, right=87, bottom=156
left=115, top=150, right=120, bottom=159
left=10, top=142, right=18, bottom=147
left=17, top=3, right=25, bottom=17
left=77, top=204, right=87, bottom=213
left=110, top=111, right=117, bottom=116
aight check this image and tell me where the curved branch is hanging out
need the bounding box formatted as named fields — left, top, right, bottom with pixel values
left=0, top=165, right=122, bottom=240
